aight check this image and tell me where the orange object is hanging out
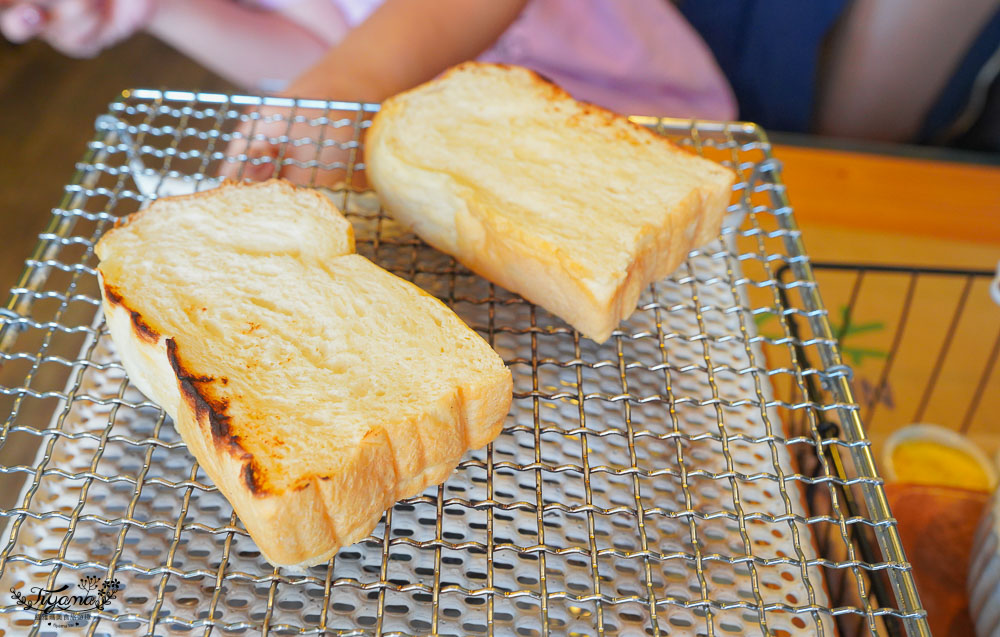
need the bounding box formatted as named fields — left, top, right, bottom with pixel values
left=885, top=483, right=990, bottom=636
left=891, top=440, right=992, bottom=490
left=773, top=144, right=1000, bottom=245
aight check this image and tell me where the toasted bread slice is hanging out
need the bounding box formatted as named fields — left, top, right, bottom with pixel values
left=367, top=62, right=736, bottom=343
left=95, top=179, right=512, bottom=567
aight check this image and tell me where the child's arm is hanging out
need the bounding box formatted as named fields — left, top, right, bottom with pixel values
left=147, top=0, right=333, bottom=91
left=154, top=0, right=527, bottom=97
left=0, top=0, right=339, bottom=90
left=223, top=0, right=529, bottom=186
left=282, top=0, right=529, bottom=102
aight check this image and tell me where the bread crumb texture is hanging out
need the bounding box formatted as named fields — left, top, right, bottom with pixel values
left=95, top=179, right=512, bottom=565
left=367, top=63, right=736, bottom=342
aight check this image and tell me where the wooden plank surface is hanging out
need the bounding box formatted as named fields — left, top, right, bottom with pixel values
left=773, top=143, right=1000, bottom=245
left=765, top=145, right=1000, bottom=456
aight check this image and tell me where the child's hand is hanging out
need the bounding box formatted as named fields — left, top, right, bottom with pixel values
left=211, top=0, right=527, bottom=189
left=0, top=0, right=156, bottom=57
left=219, top=105, right=368, bottom=190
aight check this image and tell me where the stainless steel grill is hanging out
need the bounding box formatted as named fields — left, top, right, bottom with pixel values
left=0, top=90, right=929, bottom=636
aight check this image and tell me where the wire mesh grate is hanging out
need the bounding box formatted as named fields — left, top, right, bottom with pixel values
left=0, top=90, right=928, bottom=636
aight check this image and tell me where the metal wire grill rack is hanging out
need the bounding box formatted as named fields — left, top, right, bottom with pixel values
left=777, top=262, right=999, bottom=438
left=0, top=90, right=929, bottom=636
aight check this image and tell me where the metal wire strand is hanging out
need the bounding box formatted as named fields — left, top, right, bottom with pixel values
left=0, top=91, right=930, bottom=637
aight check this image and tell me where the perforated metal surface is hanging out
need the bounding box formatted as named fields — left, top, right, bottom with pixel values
left=0, top=90, right=929, bottom=635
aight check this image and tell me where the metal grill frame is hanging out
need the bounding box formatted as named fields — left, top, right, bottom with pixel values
left=0, top=89, right=930, bottom=636
left=777, top=261, right=999, bottom=434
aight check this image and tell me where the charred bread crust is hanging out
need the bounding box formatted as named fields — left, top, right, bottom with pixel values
left=162, top=338, right=272, bottom=494
left=102, top=276, right=270, bottom=496
left=241, top=460, right=265, bottom=494
left=102, top=282, right=160, bottom=344
left=93, top=177, right=512, bottom=566
left=165, top=339, right=234, bottom=444
left=95, top=179, right=360, bottom=498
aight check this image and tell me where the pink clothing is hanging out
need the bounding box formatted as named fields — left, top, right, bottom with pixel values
left=253, top=0, right=736, bottom=119
left=479, top=0, right=736, bottom=118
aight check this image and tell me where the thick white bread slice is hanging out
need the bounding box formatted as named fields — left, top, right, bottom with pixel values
left=94, top=179, right=512, bottom=567
left=367, top=62, right=737, bottom=343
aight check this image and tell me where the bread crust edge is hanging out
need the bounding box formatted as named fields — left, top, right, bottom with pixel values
left=367, top=62, right=737, bottom=343
left=94, top=179, right=512, bottom=567
left=98, top=269, right=511, bottom=566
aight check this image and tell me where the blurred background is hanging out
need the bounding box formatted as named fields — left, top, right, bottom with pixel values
left=0, top=33, right=233, bottom=288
